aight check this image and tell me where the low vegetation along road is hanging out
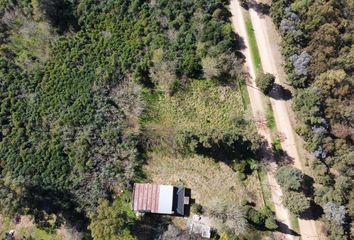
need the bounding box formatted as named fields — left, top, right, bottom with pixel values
left=230, top=0, right=320, bottom=239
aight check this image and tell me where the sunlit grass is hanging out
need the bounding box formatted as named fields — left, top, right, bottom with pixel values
left=266, top=103, right=276, bottom=129
left=245, top=15, right=262, bottom=72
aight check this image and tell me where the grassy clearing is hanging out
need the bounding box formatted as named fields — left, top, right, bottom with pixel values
left=145, top=152, right=264, bottom=208
left=266, top=103, right=276, bottom=130
left=244, top=15, right=262, bottom=72
left=155, top=80, right=244, bottom=133
left=143, top=79, right=256, bottom=151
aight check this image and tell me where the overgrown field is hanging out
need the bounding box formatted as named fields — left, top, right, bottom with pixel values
left=145, top=152, right=263, bottom=207
left=142, top=81, right=278, bottom=238
left=145, top=80, right=261, bottom=155
left=144, top=81, right=261, bottom=205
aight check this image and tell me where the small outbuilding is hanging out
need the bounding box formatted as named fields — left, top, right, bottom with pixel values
left=132, top=183, right=189, bottom=216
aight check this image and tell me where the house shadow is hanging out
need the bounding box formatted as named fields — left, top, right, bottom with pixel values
left=241, top=0, right=270, bottom=16
left=269, top=83, right=293, bottom=101
left=276, top=220, right=301, bottom=236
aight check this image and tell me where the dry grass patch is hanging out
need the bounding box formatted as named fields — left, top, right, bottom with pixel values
left=145, top=152, right=264, bottom=207
left=154, top=81, right=245, bottom=135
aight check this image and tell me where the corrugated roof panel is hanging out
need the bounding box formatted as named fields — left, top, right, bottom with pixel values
left=133, top=183, right=161, bottom=213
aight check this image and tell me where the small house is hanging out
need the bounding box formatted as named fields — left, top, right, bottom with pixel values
left=132, top=183, right=189, bottom=216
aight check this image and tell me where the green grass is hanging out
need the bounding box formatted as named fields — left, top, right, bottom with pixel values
left=272, top=138, right=282, bottom=163
left=245, top=15, right=262, bottom=72
left=238, top=79, right=251, bottom=109
left=266, top=103, right=276, bottom=129
left=139, top=89, right=162, bottom=126
left=258, top=170, right=275, bottom=212
left=289, top=212, right=300, bottom=234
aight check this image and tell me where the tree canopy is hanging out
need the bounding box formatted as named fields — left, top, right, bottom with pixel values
left=256, top=73, right=275, bottom=94
left=271, top=0, right=353, bottom=237
left=275, top=166, right=304, bottom=191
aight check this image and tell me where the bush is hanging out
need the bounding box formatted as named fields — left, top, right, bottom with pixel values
left=256, top=73, right=275, bottom=94
left=275, top=166, right=304, bottom=191
left=245, top=206, right=278, bottom=230
left=231, top=161, right=248, bottom=172
left=246, top=208, right=264, bottom=225
left=232, top=161, right=251, bottom=180
left=282, top=191, right=310, bottom=216
left=191, top=203, right=204, bottom=215
left=207, top=202, right=248, bottom=236
left=265, top=217, right=278, bottom=230
left=260, top=206, right=278, bottom=230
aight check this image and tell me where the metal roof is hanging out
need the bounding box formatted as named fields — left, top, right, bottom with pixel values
left=132, top=183, right=185, bottom=215
left=133, top=183, right=160, bottom=213
left=157, top=185, right=174, bottom=214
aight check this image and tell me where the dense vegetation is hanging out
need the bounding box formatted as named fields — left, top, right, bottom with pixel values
left=271, top=0, right=353, bottom=239
left=0, top=0, right=262, bottom=239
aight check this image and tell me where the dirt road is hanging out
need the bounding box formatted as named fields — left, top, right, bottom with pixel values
left=247, top=1, right=320, bottom=239
left=230, top=1, right=296, bottom=239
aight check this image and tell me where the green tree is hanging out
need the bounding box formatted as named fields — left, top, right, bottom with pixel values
left=282, top=191, right=310, bottom=216
left=256, top=73, right=275, bottom=94
left=0, top=176, right=26, bottom=216
left=88, top=198, right=136, bottom=240
left=275, top=166, right=304, bottom=191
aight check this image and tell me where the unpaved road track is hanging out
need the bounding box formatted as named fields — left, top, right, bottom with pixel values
left=230, top=0, right=320, bottom=239
left=247, top=1, right=320, bottom=239
left=230, top=1, right=295, bottom=239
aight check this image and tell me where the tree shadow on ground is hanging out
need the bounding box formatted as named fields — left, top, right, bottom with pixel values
left=269, top=83, right=293, bottom=101
left=278, top=150, right=295, bottom=166
left=299, top=174, right=323, bottom=220
left=261, top=140, right=294, bottom=165
left=41, top=0, right=79, bottom=34
left=134, top=214, right=171, bottom=240
left=195, top=139, right=256, bottom=164
left=299, top=201, right=323, bottom=220
left=302, top=174, right=315, bottom=198
left=276, top=220, right=301, bottom=236
left=235, top=33, right=248, bottom=50
left=241, top=0, right=270, bottom=16
left=25, top=186, right=88, bottom=233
